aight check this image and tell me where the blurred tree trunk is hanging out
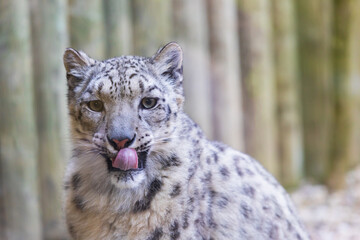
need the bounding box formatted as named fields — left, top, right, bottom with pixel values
left=132, top=0, right=172, bottom=56
left=208, top=0, right=244, bottom=151
left=327, top=0, right=353, bottom=190
left=30, top=0, right=69, bottom=238
left=69, top=0, right=105, bottom=59
left=103, top=0, right=133, bottom=57
left=271, top=0, right=303, bottom=188
left=172, top=0, right=213, bottom=139
left=348, top=0, right=360, bottom=168
left=237, top=0, right=278, bottom=176
left=0, top=0, right=42, bottom=239
left=296, top=0, right=333, bottom=183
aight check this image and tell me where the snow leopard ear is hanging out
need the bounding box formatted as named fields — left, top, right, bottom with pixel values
left=151, top=42, right=183, bottom=85
left=63, top=48, right=95, bottom=88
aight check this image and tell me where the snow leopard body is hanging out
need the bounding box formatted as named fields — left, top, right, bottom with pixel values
left=63, top=42, right=309, bottom=240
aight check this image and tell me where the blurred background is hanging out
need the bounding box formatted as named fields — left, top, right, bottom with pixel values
left=1, top=0, right=360, bottom=239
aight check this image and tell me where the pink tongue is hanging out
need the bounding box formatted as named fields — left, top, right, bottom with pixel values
left=112, top=148, right=138, bottom=170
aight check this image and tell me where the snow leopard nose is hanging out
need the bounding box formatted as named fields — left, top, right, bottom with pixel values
left=107, top=134, right=136, bottom=150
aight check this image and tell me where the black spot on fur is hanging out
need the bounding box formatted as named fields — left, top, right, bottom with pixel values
left=133, top=179, right=163, bottom=213
left=219, top=166, right=230, bottom=178
left=210, top=190, right=217, bottom=199
left=234, top=156, right=244, bottom=176
left=206, top=190, right=217, bottom=229
left=147, top=227, right=163, bottom=240
left=170, top=221, right=180, bottom=240
left=73, top=195, right=86, bottom=211
left=296, top=233, right=302, bottom=240
left=140, top=74, right=149, bottom=82
left=139, top=81, right=144, bottom=93
left=170, top=183, right=181, bottom=198
left=269, top=225, right=279, bottom=239
left=182, top=212, right=189, bottom=229
left=236, top=167, right=244, bottom=177
left=240, top=202, right=253, bottom=219
left=97, top=82, right=104, bottom=96
left=245, top=168, right=255, bottom=176
left=201, top=172, right=212, bottom=184
left=241, top=184, right=256, bottom=199
left=187, top=197, right=195, bottom=212
left=133, top=198, right=149, bottom=212
left=148, top=179, right=162, bottom=197
left=287, top=220, right=293, bottom=232
left=165, top=105, right=172, bottom=122
left=68, top=224, right=76, bottom=238
left=213, top=152, right=218, bottom=163
left=217, top=195, right=229, bottom=208
left=148, top=85, right=160, bottom=92
left=71, top=172, right=81, bottom=191
left=129, top=73, right=137, bottom=79
left=214, top=142, right=226, bottom=152
left=161, top=154, right=181, bottom=169
left=85, top=88, right=93, bottom=94
left=194, top=213, right=206, bottom=234
left=187, top=165, right=198, bottom=181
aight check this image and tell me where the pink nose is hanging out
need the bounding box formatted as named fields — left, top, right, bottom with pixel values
left=112, top=138, right=129, bottom=149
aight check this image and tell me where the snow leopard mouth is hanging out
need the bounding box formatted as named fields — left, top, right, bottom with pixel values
left=104, top=150, right=148, bottom=173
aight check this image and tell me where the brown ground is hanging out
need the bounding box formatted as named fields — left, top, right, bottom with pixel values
left=291, top=166, right=360, bottom=240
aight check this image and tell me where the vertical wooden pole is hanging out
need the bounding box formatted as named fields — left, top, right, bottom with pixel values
left=237, top=0, right=278, bottom=176
left=132, top=0, right=173, bottom=56
left=0, top=0, right=42, bottom=239
left=69, top=0, right=105, bottom=59
left=208, top=0, right=244, bottom=151
left=296, top=0, right=333, bottom=183
left=327, top=0, right=353, bottom=190
left=103, top=0, right=133, bottom=57
left=348, top=0, right=360, bottom=168
left=272, top=0, right=303, bottom=188
left=30, top=0, right=70, bottom=238
left=172, top=0, right=213, bottom=138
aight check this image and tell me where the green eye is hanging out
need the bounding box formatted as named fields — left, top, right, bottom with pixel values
left=141, top=98, right=158, bottom=109
left=87, top=100, right=104, bottom=112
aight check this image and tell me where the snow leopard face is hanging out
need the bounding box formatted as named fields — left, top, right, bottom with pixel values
left=63, top=43, right=184, bottom=189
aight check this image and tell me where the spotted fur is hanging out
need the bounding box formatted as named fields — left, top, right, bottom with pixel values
left=63, top=42, right=309, bottom=240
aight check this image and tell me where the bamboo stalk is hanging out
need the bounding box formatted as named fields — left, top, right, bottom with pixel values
left=132, top=0, right=173, bottom=56
left=172, top=0, right=213, bottom=138
left=104, top=0, right=133, bottom=57
left=272, top=0, right=303, bottom=188
left=0, top=0, right=42, bottom=238
left=69, top=0, right=105, bottom=59
left=30, top=0, right=70, bottom=238
left=296, top=0, right=333, bottom=183
left=327, top=0, right=353, bottom=190
left=208, top=0, right=244, bottom=151
left=237, top=0, right=278, bottom=176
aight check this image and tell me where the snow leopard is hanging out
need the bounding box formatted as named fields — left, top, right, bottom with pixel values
left=63, top=42, right=309, bottom=240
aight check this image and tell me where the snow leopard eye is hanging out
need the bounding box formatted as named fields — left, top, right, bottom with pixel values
left=87, top=100, right=104, bottom=112
left=141, top=97, right=158, bottom=109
